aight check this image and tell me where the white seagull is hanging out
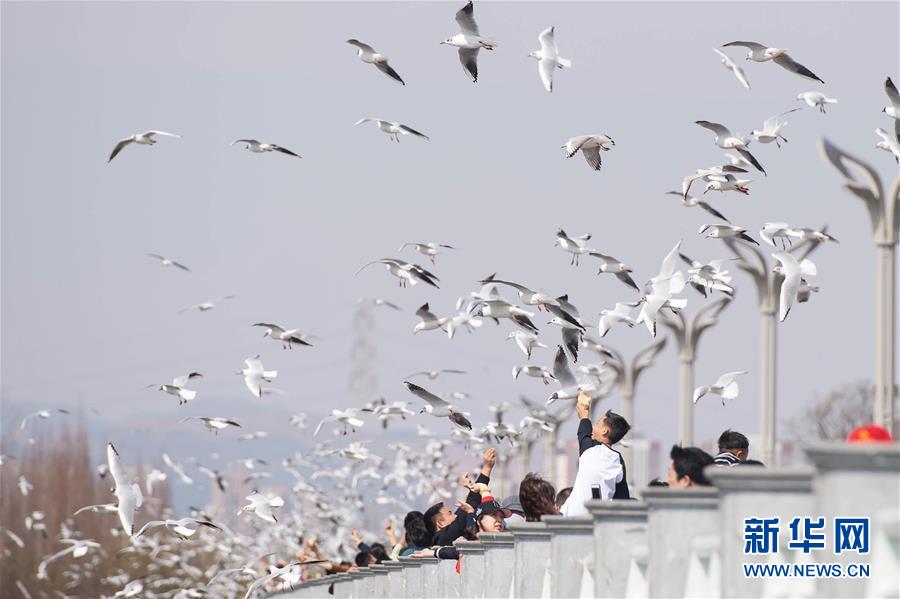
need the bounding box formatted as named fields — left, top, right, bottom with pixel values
left=693, top=371, right=748, bottom=405
left=512, top=365, right=556, bottom=385
left=598, top=301, right=641, bottom=337
left=108, top=130, right=181, bottom=163
left=356, top=258, right=440, bottom=288
left=722, top=41, right=825, bottom=83
left=354, top=118, right=429, bottom=142
left=177, top=294, right=236, bottom=313
left=231, top=139, right=301, bottom=158
left=679, top=253, right=734, bottom=297
left=546, top=346, right=596, bottom=404
left=403, top=381, right=473, bottom=430
left=750, top=109, right=801, bottom=148
left=405, top=369, right=466, bottom=380
left=482, top=275, right=558, bottom=310
left=346, top=39, right=405, bottom=85
left=562, top=135, right=615, bottom=171
left=555, top=228, right=596, bottom=265
left=883, top=77, right=900, bottom=119
left=238, top=355, right=278, bottom=398
left=180, top=416, right=242, bottom=434
left=638, top=241, right=688, bottom=337
left=712, top=48, right=750, bottom=90
left=399, top=242, right=455, bottom=264
left=441, top=1, right=497, bottom=83
left=875, top=127, right=900, bottom=163
left=507, top=331, right=547, bottom=359
left=313, top=409, right=364, bottom=436
left=772, top=251, right=817, bottom=322
left=760, top=222, right=795, bottom=248
left=162, top=453, right=193, bottom=485
left=682, top=164, right=750, bottom=198
left=107, top=443, right=143, bottom=536
left=252, top=323, right=313, bottom=349
left=237, top=492, right=284, bottom=524
left=699, top=224, right=760, bottom=245
left=665, top=191, right=731, bottom=223
left=20, top=409, right=70, bottom=431
left=588, top=252, right=640, bottom=291
left=133, top=518, right=222, bottom=540
left=529, top=26, right=571, bottom=92
left=146, top=253, right=190, bottom=272
left=797, top=91, right=837, bottom=113
left=695, top=121, right=766, bottom=175
left=414, top=303, right=450, bottom=334
left=148, top=372, right=202, bottom=405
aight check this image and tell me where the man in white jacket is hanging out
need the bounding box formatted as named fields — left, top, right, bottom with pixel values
left=561, top=390, right=631, bottom=516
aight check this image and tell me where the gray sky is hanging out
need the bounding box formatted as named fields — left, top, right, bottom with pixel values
left=2, top=1, right=898, bottom=505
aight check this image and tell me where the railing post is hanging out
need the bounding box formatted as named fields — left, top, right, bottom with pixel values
left=804, top=442, right=900, bottom=598
left=706, top=466, right=815, bottom=598
left=381, top=561, right=406, bottom=598
left=418, top=556, right=441, bottom=598
left=586, top=499, right=648, bottom=598
left=398, top=557, right=424, bottom=599
left=329, top=573, right=353, bottom=599
left=454, top=539, right=487, bottom=599
left=368, top=563, right=389, bottom=597
left=543, top=515, right=594, bottom=599
left=478, top=532, right=516, bottom=598
left=509, top=522, right=552, bottom=598
left=643, top=487, right=720, bottom=598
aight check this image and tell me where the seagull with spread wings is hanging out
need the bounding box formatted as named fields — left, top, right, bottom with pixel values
left=108, top=130, right=181, bottom=162
left=529, top=26, right=571, bottom=92
left=346, top=39, right=405, bottom=85
left=356, top=258, right=440, bottom=288
left=354, top=118, right=429, bottom=142
left=722, top=41, right=824, bottom=83
left=403, top=381, right=472, bottom=430
left=252, top=323, right=313, bottom=349
left=441, top=1, right=497, bottom=82
left=561, top=135, right=615, bottom=171
left=712, top=47, right=750, bottom=90
left=146, top=253, right=190, bottom=272
left=695, top=120, right=766, bottom=175
left=231, top=139, right=301, bottom=158
left=107, top=443, right=143, bottom=536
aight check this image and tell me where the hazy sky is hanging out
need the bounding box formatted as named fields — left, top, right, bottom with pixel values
left=2, top=1, right=898, bottom=505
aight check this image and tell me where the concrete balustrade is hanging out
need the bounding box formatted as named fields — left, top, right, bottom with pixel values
left=586, top=500, right=648, bottom=599
left=454, top=539, right=486, bottom=599
left=643, top=486, right=720, bottom=598
left=509, top=521, right=552, bottom=598
left=397, top=556, right=424, bottom=599
left=543, top=515, right=594, bottom=599
left=479, top=532, right=515, bottom=598
left=706, top=466, right=815, bottom=598
left=277, top=442, right=897, bottom=599
left=804, top=442, right=900, bottom=598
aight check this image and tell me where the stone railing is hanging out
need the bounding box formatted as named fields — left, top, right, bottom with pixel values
left=277, top=443, right=899, bottom=598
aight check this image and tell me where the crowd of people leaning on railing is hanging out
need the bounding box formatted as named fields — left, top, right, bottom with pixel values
left=262, top=391, right=765, bottom=590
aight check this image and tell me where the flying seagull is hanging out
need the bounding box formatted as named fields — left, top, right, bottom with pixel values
left=512, top=365, right=556, bottom=385
left=133, top=518, right=222, bottom=540
left=772, top=251, right=817, bottom=322
left=148, top=372, right=202, bottom=405
left=588, top=252, right=640, bottom=291
left=797, top=92, right=837, bottom=113
left=107, top=443, right=143, bottom=536
left=722, top=41, right=824, bottom=83
left=237, top=491, right=284, bottom=524
left=699, top=223, right=760, bottom=245
left=354, top=118, right=429, bottom=142
left=750, top=109, right=801, bottom=148
left=712, top=48, right=750, bottom=90
left=405, top=369, right=466, bottom=380
left=875, top=127, right=900, bottom=162
left=441, top=1, right=497, bottom=83
left=403, top=381, right=472, bottom=430
left=883, top=77, right=900, bottom=119
left=180, top=416, right=242, bottom=434
left=252, top=323, right=313, bottom=349
left=481, top=275, right=558, bottom=310
left=231, top=139, right=301, bottom=158
left=108, top=130, right=181, bottom=163
left=356, top=258, right=439, bottom=288
left=507, top=331, right=547, bottom=359
left=561, top=135, right=615, bottom=171
left=238, top=355, right=277, bottom=398
left=665, top=191, right=731, bottom=223
left=555, top=228, right=596, bottom=266
left=146, top=253, right=190, bottom=272
left=346, top=39, right=405, bottom=85
left=314, top=409, right=365, bottom=436
left=177, top=294, right=236, bottom=313
left=529, top=26, right=571, bottom=92
left=399, top=242, right=455, bottom=264
left=695, top=121, right=766, bottom=175
left=20, top=409, right=70, bottom=431
left=598, top=301, right=641, bottom=337
left=693, top=371, right=748, bottom=405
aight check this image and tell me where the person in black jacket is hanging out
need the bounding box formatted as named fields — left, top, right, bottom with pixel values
left=423, top=448, right=496, bottom=547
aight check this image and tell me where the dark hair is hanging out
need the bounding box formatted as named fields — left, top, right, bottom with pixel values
left=369, top=543, right=389, bottom=563
left=670, top=445, right=714, bottom=486
left=555, top=487, right=573, bottom=509
left=519, top=473, right=558, bottom=521
left=354, top=551, right=372, bottom=567
left=604, top=410, right=631, bottom=444
left=647, top=478, right=669, bottom=487
left=741, top=459, right=765, bottom=467
left=717, top=429, right=749, bottom=453
left=404, top=511, right=431, bottom=548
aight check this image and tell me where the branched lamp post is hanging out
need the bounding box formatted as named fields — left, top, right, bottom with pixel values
left=722, top=237, right=823, bottom=466
left=658, top=294, right=734, bottom=446
left=601, top=337, right=669, bottom=433
left=820, top=138, right=899, bottom=435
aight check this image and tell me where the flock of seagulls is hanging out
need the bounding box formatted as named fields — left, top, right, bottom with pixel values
left=7, top=3, right=898, bottom=598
